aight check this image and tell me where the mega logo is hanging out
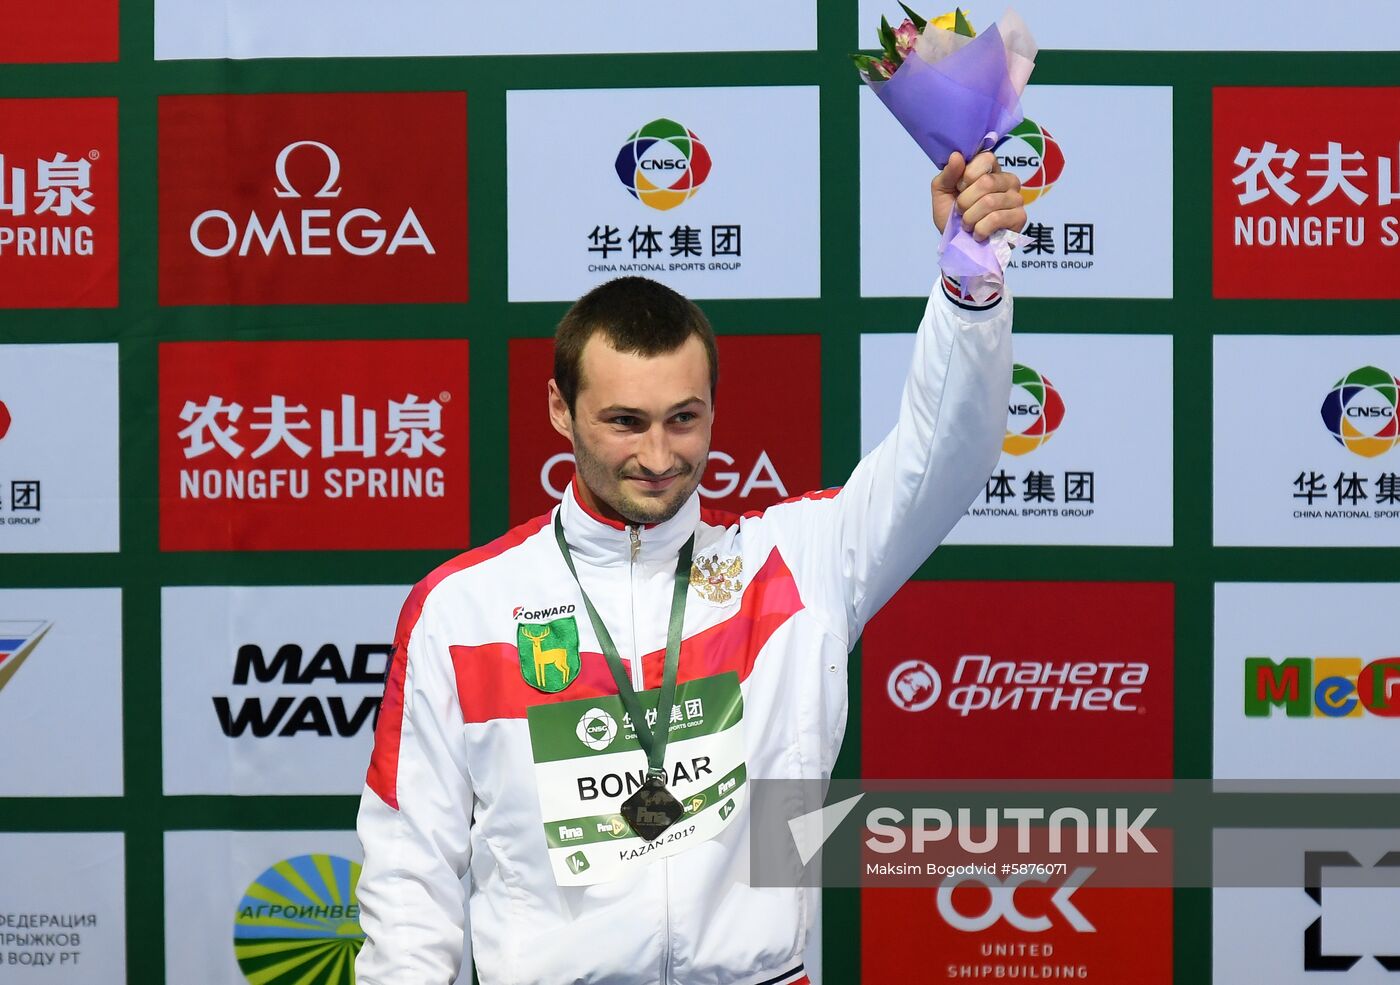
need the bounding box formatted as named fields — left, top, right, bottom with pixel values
left=863, top=582, right=1174, bottom=779
left=233, top=854, right=364, bottom=985
left=615, top=118, right=712, bottom=211
left=0, top=620, right=51, bottom=694
left=1244, top=656, right=1400, bottom=718
left=158, top=92, right=467, bottom=305
left=506, top=335, right=821, bottom=524
left=1320, top=365, right=1400, bottom=458
left=994, top=118, right=1064, bottom=206
left=1003, top=363, right=1065, bottom=456
left=158, top=339, right=470, bottom=551
left=214, top=642, right=391, bottom=738
left=0, top=98, right=118, bottom=308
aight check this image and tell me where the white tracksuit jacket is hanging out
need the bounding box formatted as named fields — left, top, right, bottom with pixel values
left=355, top=276, right=1013, bottom=985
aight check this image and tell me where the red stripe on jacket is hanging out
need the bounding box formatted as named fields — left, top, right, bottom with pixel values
left=451, top=547, right=804, bottom=724
left=366, top=512, right=552, bottom=810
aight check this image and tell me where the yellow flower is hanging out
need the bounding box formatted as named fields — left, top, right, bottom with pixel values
left=930, top=9, right=976, bottom=36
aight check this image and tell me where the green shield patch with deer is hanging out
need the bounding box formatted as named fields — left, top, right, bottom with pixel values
left=517, top=617, right=581, bottom=693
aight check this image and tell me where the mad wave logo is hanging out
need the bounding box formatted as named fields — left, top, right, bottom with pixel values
left=513, top=603, right=576, bottom=622
left=0, top=620, right=51, bottom=693
left=614, top=118, right=712, bottom=212
left=233, top=854, right=364, bottom=985
left=994, top=118, right=1064, bottom=206
left=1320, top=366, right=1400, bottom=459
left=1245, top=657, right=1400, bottom=718
left=1003, top=363, right=1065, bottom=456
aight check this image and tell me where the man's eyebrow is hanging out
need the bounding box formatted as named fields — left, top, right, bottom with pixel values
left=597, top=397, right=706, bottom=415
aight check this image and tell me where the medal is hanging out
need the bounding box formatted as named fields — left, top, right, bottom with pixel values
left=554, top=512, right=694, bottom=841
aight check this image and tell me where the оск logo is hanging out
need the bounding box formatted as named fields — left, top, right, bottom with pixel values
left=615, top=118, right=712, bottom=211
left=995, top=118, right=1064, bottom=206
left=1003, top=363, right=1065, bottom=456
left=233, top=854, right=364, bottom=985
left=1320, top=366, right=1400, bottom=458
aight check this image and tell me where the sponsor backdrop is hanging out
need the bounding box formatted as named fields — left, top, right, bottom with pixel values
left=0, top=2, right=1395, bottom=983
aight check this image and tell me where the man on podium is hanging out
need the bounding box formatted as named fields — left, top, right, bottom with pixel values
left=355, top=150, right=1023, bottom=985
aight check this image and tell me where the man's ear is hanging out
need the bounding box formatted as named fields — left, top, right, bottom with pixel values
left=547, top=379, right=575, bottom=445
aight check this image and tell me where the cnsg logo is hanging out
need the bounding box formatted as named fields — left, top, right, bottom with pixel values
left=994, top=118, right=1065, bottom=206
left=189, top=140, right=433, bottom=260
left=1245, top=656, right=1400, bottom=718
left=1320, top=366, right=1400, bottom=459
left=615, top=118, right=712, bottom=212
left=233, top=854, right=364, bottom=985
left=888, top=659, right=942, bottom=712
left=1003, top=363, right=1065, bottom=456
left=577, top=707, right=619, bottom=751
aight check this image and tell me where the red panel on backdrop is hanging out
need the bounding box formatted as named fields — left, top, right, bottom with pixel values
left=861, top=581, right=1174, bottom=779
left=158, top=92, right=468, bottom=306
left=0, top=98, right=118, bottom=308
left=862, top=875, right=1172, bottom=983
left=1213, top=86, right=1400, bottom=299
left=0, top=0, right=118, bottom=63
left=506, top=335, right=823, bottom=525
left=159, top=339, right=469, bottom=551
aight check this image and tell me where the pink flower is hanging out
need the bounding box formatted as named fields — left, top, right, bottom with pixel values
left=894, top=18, right=920, bottom=58
left=875, top=57, right=899, bottom=80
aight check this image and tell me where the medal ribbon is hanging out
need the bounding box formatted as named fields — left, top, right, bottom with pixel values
left=553, top=511, right=693, bottom=781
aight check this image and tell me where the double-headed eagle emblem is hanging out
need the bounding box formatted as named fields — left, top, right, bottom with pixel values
left=690, top=553, right=744, bottom=605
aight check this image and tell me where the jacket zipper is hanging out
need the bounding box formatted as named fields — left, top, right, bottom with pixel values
left=630, top=521, right=674, bottom=984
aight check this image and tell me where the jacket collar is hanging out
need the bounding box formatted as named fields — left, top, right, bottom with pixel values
left=558, top=474, right=700, bottom=569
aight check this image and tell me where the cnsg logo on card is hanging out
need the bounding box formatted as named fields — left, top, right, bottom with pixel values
left=1214, top=87, right=1400, bottom=299
left=233, top=854, right=364, bottom=985
left=158, top=92, right=467, bottom=306
left=615, top=119, right=712, bottom=211
left=995, top=118, right=1065, bottom=206
left=505, top=335, right=821, bottom=524
left=862, top=582, right=1175, bottom=779
left=0, top=99, right=118, bottom=308
left=158, top=340, right=469, bottom=551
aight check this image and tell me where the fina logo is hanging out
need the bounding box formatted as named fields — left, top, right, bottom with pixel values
left=189, top=139, right=435, bottom=258
left=1320, top=365, right=1400, bottom=458
left=1003, top=363, right=1065, bottom=456
left=993, top=118, right=1064, bottom=206
left=888, top=659, right=941, bottom=712
left=614, top=118, right=712, bottom=212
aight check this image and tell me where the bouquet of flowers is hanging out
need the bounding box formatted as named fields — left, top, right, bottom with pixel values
left=855, top=5, right=1038, bottom=297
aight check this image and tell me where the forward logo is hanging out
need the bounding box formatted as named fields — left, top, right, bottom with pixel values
left=0, top=620, right=51, bottom=693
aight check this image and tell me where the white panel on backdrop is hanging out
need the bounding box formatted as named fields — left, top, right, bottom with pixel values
left=162, top=585, right=409, bottom=796
left=0, top=344, right=119, bottom=553
left=859, top=85, right=1173, bottom=299
left=1214, top=583, right=1400, bottom=787
left=0, top=833, right=126, bottom=983
left=0, top=588, right=122, bottom=796
left=861, top=332, right=1173, bottom=545
left=858, top=0, right=1400, bottom=51
left=507, top=87, right=821, bottom=302
left=164, top=830, right=475, bottom=985
left=1215, top=829, right=1400, bottom=985
left=156, top=0, right=815, bottom=59
left=1215, top=336, right=1400, bottom=546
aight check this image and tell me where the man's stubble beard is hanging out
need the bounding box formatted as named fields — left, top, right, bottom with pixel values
left=572, top=429, right=708, bottom=526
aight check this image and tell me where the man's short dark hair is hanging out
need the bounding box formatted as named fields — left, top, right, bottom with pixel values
left=554, top=276, right=718, bottom=414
